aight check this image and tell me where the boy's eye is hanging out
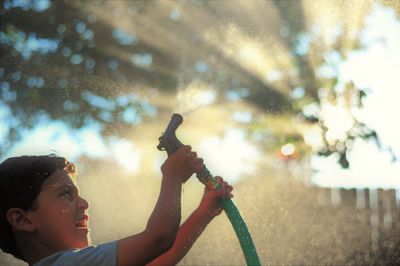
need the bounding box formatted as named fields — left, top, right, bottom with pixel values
left=59, top=188, right=73, bottom=198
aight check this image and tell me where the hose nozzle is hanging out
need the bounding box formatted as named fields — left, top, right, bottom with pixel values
left=157, top=113, right=211, bottom=183
left=157, top=113, right=184, bottom=156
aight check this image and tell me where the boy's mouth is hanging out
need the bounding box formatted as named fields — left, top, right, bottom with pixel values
left=75, top=215, right=89, bottom=231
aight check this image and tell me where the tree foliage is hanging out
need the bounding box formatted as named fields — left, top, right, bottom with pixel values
left=1, top=0, right=398, bottom=166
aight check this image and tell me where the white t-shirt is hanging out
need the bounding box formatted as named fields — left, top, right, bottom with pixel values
left=32, top=241, right=117, bottom=266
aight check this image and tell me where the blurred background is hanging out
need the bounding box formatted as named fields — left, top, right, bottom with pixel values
left=1, top=0, right=400, bottom=265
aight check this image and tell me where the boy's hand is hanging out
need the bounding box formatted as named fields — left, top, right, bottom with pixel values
left=198, top=176, right=233, bottom=218
left=161, top=145, right=204, bottom=183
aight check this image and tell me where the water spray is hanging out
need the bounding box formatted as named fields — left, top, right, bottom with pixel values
left=157, top=113, right=261, bottom=266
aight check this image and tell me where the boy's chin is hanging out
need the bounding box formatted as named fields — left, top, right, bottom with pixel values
left=82, top=235, right=92, bottom=247
left=75, top=236, right=91, bottom=248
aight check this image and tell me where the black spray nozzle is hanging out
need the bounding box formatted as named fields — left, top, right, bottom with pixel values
left=157, top=113, right=211, bottom=183
left=157, top=113, right=184, bottom=156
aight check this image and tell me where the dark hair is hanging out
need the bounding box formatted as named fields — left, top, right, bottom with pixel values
left=0, top=155, right=75, bottom=260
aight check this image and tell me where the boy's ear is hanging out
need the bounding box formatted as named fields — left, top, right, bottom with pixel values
left=6, top=208, right=35, bottom=232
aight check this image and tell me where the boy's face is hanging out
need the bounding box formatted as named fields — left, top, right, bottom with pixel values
left=27, top=169, right=91, bottom=251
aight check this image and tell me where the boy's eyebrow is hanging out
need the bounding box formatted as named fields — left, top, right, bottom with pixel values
left=54, top=184, right=78, bottom=192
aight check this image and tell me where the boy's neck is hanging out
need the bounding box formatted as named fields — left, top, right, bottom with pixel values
left=15, top=232, right=57, bottom=265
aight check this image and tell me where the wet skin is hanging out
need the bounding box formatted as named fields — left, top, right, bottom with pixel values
left=27, top=169, right=91, bottom=253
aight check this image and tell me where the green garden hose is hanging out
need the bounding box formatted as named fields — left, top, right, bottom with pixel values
left=204, top=176, right=261, bottom=266
left=157, top=113, right=261, bottom=265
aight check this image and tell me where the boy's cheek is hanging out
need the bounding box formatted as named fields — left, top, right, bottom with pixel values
left=60, top=208, right=73, bottom=214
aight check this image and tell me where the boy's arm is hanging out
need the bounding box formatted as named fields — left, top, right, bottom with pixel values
left=117, top=146, right=204, bottom=266
left=147, top=177, right=233, bottom=266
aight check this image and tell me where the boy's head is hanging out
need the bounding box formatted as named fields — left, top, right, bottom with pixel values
left=0, top=155, right=91, bottom=261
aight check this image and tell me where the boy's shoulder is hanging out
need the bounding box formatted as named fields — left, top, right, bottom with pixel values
left=33, top=241, right=117, bottom=266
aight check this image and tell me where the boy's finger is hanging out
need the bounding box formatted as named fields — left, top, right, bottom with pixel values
left=213, top=189, right=231, bottom=198
left=185, top=151, right=197, bottom=160
left=175, top=146, right=192, bottom=158
left=220, top=182, right=230, bottom=191
left=193, top=164, right=205, bottom=173
left=215, top=176, right=223, bottom=184
left=193, top=157, right=203, bottom=165
left=224, top=186, right=233, bottom=195
left=181, top=145, right=192, bottom=153
left=187, top=157, right=201, bottom=167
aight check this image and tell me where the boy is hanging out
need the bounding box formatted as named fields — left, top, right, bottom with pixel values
left=0, top=146, right=233, bottom=265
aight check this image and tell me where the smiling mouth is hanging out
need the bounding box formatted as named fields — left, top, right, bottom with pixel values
left=75, top=216, right=90, bottom=231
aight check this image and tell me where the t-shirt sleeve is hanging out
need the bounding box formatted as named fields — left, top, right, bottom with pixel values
left=33, top=241, right=117, bottom=266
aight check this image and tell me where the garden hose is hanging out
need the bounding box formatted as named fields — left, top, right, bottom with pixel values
left=158, top=113, right=261, bottom=266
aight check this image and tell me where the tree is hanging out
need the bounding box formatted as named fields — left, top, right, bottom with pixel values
left=1, top=0, right=397, bottom=167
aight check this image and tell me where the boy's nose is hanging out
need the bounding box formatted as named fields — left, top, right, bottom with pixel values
left=77, top=195, right=90, bottom=210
